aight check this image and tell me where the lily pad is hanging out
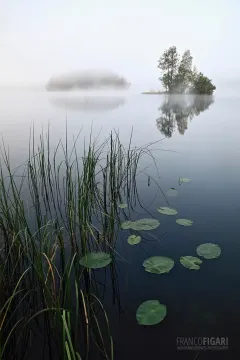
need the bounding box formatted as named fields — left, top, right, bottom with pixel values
left=167, top=188, right=178, bottom=197
left=121, top=221, right=133, bottom=229
left=176, top=219, right=193, bottom=226
left=127, top=235, right=141, bottom=245
left=118, top=203, right=128, bottom=209
left=196, top=243, right=221, bottom=259
left=136, top=300, right=167, bottom=325
left=122, top=218, right=160, bottom=231
left=143, top=256, right=174, bottom=274
left=179, top=177, right=191, bottom=184
left=180, top=256, right=202, bottom=270
left=131, top=218, right=160, bottom=231
left=79, top=252, right=112, bottom=269
left=157, top=206, right=178, bottom=216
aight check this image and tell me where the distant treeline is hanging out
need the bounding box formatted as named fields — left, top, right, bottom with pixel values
left=158, top=47, right=216, bottom=95
left=46, top=71, right=130, bottom=91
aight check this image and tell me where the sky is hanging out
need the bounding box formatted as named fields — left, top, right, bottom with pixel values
left=0, top=0, right=239, bottom=91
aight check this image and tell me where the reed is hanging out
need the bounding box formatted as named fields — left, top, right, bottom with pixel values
left=0, top=128, right=157, bottom=359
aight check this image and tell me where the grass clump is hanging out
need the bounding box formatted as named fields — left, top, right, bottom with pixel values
left=0, top=128, right=155, bottom=359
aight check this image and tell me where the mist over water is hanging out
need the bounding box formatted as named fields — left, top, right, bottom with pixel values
left=49, top=95, right=126, bottom=112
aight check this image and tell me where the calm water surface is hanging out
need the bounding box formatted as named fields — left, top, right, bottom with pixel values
left=0, top=91, right=239, bottom=359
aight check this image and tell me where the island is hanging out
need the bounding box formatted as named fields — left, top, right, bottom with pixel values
left=46, top=71, right=130, bottom=91
left=143, top=46, right=216, bottom=95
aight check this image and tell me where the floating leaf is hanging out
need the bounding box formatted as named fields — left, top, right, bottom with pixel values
left=179, top=177, right=191, bottom=184
left=176, top=219, right=193, bottom=226
left=122, top=218, right=160, bottom=231
left=118, top=203, right=128, bottom=209
left=180, top=256, right=202, bottom=270
left=121, top=221, right=133, bottom=229
left=79, top=252, right=112, bottom=269
left=143, top=256, right=174, bottom=274
left=130, top=218, right=160, bottom=231
left=136, top=300, right=167, bottom=325
left=167, top=188, right=178, bottom=197
left=127, top=235, right=141, bottom=245
left=157, top=206, right=178, bottom=216
left=196, top=243, right=221, bottom=259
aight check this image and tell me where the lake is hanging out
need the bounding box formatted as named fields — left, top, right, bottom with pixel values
left=0, top=90, right=239, bottom=359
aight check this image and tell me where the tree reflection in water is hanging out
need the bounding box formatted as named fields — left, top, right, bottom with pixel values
left=156, top=95, right=214, bottom=137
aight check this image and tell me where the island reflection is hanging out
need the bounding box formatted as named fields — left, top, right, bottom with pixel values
left=156, top=95, right=214, bottom=137
left=49, top=95, right=126, bottom=113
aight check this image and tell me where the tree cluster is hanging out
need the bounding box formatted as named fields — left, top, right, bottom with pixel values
left=158, top=47, right=216, bottom=95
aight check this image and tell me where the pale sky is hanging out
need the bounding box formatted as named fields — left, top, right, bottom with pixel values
left=0, top=0, right=238, bottom=89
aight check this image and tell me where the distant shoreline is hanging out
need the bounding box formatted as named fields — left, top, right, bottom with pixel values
left=141, top=91, right=172, bottom=95
left=142, top=91, right=165, bottom=95
left=141, top=91, right=211, bottom=95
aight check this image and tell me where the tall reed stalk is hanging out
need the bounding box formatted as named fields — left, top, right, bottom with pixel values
left=0, top=128, right=156, bottom=359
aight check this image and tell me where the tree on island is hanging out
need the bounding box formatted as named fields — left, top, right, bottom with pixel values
left=157, top=46, right=179, bottom=94
left=158, top=47, right=216, bottom=95
left=189, top=72, right=216, bottom=95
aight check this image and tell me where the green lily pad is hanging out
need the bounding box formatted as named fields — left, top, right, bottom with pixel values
left=130, top=218, right=160, bottom=231
left=167, top=188, right=178, bottom=197
left=79, top=252, right=112, bottom=269
left=136, top=300, right=167, bottom=325
left=180, top=256, right=202, bottom=270
left=176, top=219, right=193, bottom=226
left=118, top=203, right=128, bottom=209
left=121, top=221, right=133, bottom=229
left=143, top=256, right=174, bottom=274
left=122, top=218, right=160, bottom=231
left=157, top=206, right=178, bottom=216
left=179, top=177, right=191, bottom=184
left=127, top=235, right=141, bottom=245
left=196, top=243, right=221, bottom=259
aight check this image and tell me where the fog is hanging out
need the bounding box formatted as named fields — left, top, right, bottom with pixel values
left=49, top=95, right=126, bottom=112
left=1, top=0, right=240, bottom=93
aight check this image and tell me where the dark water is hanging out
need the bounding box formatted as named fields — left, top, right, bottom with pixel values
left=1, top=91, right=240, bottom=359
